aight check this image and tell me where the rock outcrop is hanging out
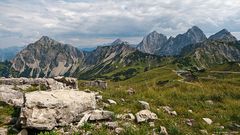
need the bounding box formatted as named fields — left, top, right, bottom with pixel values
left=0, top=85, right=24, bottom=106
left=0, top=77, right=78, bottom=91
left=135, top=110, right=158, bottom=123
left=20, top=90, right=96, bottom=130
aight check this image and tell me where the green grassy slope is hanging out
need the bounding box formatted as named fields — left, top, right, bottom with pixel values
left=78, top=65, right=240, bottom=134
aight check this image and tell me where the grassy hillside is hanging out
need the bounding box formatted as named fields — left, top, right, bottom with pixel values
left=78, top=65, right=240, bottom=134
left=0, top=60, right=239, bottom=134
left=78, top=55, right=174, bottom=81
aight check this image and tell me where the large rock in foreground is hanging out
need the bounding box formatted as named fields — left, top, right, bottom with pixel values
left=20, top=90, right=96, bottom=130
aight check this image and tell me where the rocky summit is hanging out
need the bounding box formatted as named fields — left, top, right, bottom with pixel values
left=209, top=29, right=237, bottom=42
left=137, top=31, right=168, bottom=54
left=11, top=36, right=84, bottom=78
left=137, top=26, right=207, bottom=56
left=157, top=26, right=207, bottom=56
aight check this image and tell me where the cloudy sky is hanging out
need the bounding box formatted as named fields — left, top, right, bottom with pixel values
left=0, top=0, right=240, bottom=48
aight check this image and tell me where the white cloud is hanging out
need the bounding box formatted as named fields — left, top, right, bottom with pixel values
left=0, top=0, right=240, bottom=48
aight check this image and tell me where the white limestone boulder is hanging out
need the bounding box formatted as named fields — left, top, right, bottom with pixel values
left=20, top=90, right=96, bottom=130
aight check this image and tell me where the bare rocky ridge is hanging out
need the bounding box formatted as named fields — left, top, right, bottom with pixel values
left=180, top=31, right=240, bottom=68
left=137, top=26, right=207, bottom=56
left=83, top=39, right=136, bottom=66
left=157, top=26, right=207, bottom=56
left=209, top=29, right=237, bottom=42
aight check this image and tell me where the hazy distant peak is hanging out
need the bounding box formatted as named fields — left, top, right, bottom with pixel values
left=111, top=38, right=129, bottom=46
left=209, top=29, right=237, bottom=42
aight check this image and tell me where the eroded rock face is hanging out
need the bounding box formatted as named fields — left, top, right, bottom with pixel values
left=137, top=31, right=168, bottom=54
left=0, top=77, right=78, bottom=91
left=0, top=85, right=24, bottom=107
left=20, top=90, right=96, bottom=130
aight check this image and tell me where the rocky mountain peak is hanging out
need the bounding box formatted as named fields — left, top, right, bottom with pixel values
left=189, top=26, right=202, bottom=32
left=111, top=39, right=129, bottom=46
left=137, top=31, right=168, bottom=54
left=35, top=36, right=59, bottom=45
left=149, top=31, right=159, bottom=35
left=209, top=29, right=237, bottom=42
left=157, top=26, right=207, bottom=56
left=186, top=26, right=207, bottom=42
left=11, top=37, right=84, bottom=77
left=38, top=36, right=53, bottom=42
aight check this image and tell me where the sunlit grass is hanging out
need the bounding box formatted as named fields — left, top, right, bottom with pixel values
left=78, top=65, right=240, bottom=134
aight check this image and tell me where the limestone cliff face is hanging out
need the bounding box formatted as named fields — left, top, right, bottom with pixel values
left=11, top=36, right=84, bottom=77
left=137, top=31, right=168, bottom=54
left=137, top=26, right=207, bottom=56
left=157, top=26, right=207, bottom=56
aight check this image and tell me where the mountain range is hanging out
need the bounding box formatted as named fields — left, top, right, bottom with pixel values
left=9, top=37, right=161, bottom=79
left=1, top=26, right=240, bottom=79
left=137, top=26, right=207, bottom=56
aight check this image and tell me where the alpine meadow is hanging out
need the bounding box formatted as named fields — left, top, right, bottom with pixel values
left=0, top=0, right=240, bottom=135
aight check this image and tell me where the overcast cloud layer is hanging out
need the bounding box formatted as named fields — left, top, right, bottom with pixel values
left=0, top=0, right=240, bottom=48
